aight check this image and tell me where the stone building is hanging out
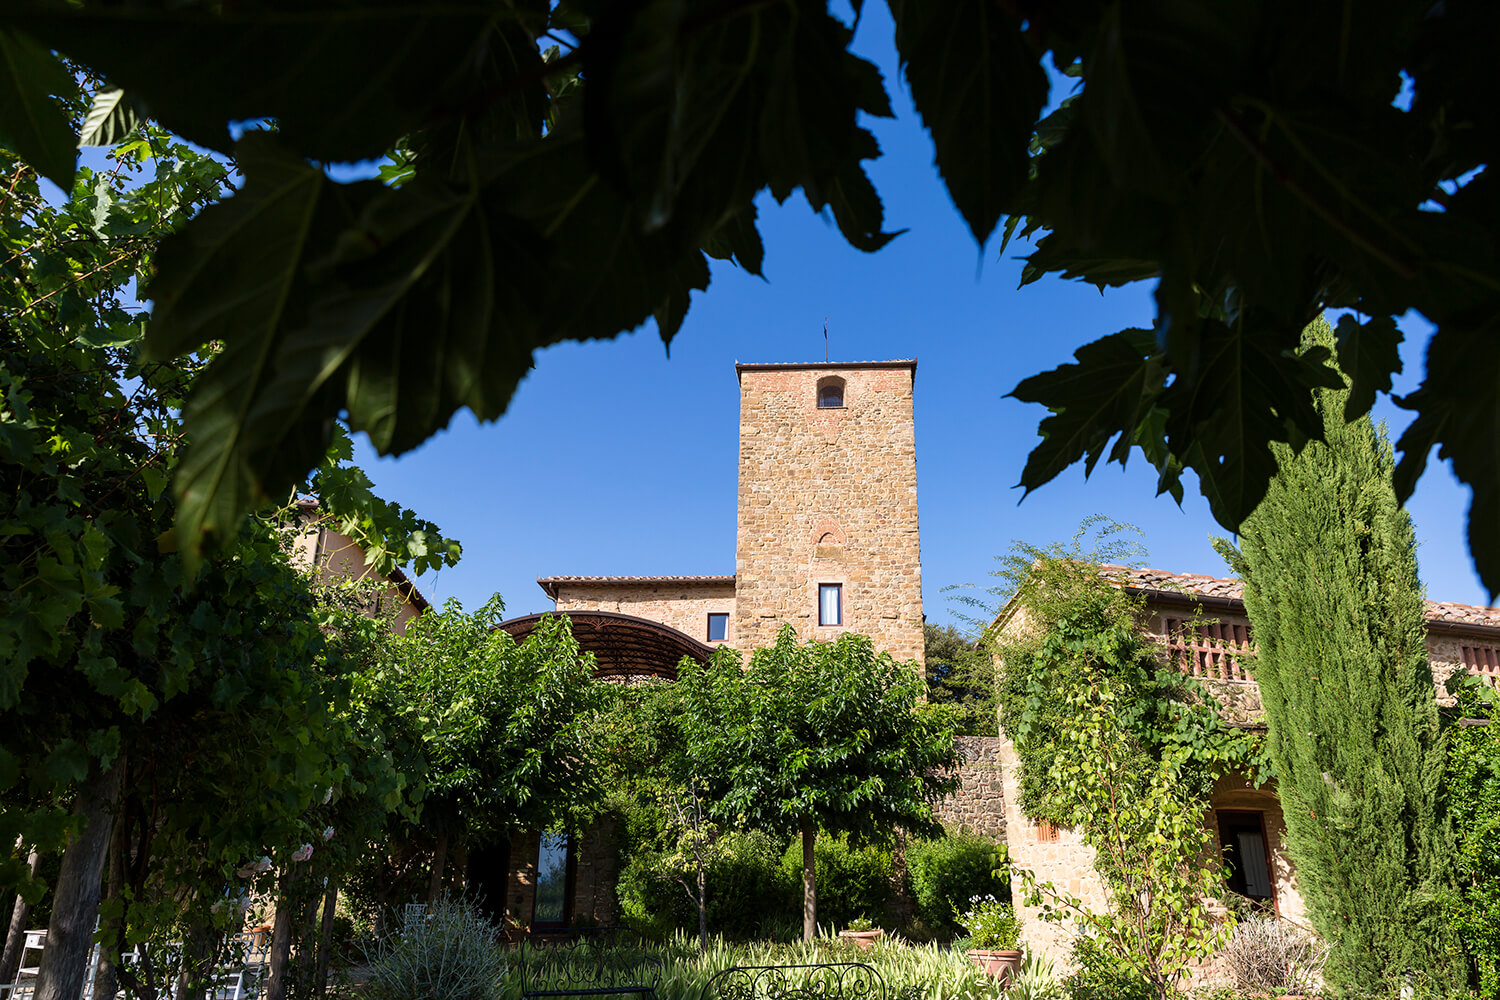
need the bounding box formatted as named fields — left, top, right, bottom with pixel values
left=488, top=360, right=928, bottom=929
left=996, top=565, right=1500, bottom=976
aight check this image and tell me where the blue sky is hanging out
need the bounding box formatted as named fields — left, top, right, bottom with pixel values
left=335, top=4, right=1485, bottom=628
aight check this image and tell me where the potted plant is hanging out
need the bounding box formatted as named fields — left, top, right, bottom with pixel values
left=838, top=915, right=884, bottom=951
left=960, top=895, right=1023, bottom=984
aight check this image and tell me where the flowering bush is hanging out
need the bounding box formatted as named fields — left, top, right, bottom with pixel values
left=960, top=895, right=1021, bottom=950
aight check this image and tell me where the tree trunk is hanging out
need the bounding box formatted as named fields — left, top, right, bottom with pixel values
left=35, top=761, right=122, bottom=1000
left=0, top=848, right=42, bottom=988
left=800, top=818, right=817, bottom=943
left=293, top=886, right=321, bottom=989
left=696, top=864, right=708, bottom=951
left=263, top=867, right=301, bottom=1000
left=173, top=915, right=216, bottom=1000
left=93, top=812, right=128, bottom=1000
left=314, top=882, right=338, bottom=998
left=427, top=830, right=449, bottom=903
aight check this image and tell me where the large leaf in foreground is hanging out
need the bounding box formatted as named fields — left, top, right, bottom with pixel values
left=0, top=28, right=75, bottom=189
left=145, top=133, right=334, bottom=554
left=889, top=0, right=1048, bottom=245
left=3, top=2, right=505, bottom=161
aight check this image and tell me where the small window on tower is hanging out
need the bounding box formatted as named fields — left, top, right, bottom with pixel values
left=819, top=584, right=842, bottom=626
left=817, top=377, right=845, bottom=408
left=707, top=613, right=728, bottom=642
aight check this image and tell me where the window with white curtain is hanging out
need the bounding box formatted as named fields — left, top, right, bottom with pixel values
left=818, top=584, right=842, bottom=626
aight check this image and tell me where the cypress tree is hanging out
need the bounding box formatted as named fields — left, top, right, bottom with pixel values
left=1216, top=318, right=1454, bottom=991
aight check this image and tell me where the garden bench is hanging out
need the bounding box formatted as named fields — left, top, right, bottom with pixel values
left=698, top=963, right=924, bottom=1000
left=516, top=938, right=661, bottom=1000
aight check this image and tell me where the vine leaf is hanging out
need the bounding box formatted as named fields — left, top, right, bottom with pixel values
left=145, top=133, right=333, bottom=558
left=6, top=2, right=505, bottom=161
left=0, top=28, right=75, bottom=189
left=1009, top=328, right=1163, bottom=493
left=889, top=0, right=1049, bottom=245
left=78, top=86, right=141, bottom=148
left=1335, top=314, right=1402, bottom=421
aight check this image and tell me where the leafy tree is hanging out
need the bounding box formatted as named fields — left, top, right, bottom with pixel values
left=923, top=623, right=996, bottom=737
left=379, top=600, right=602, bottom=900
left=0, top=2, right=1495, bottom=591
left=0, top=89, right=457, bottom=998
left=1216, top=320, right=1459, bottom=992
left=677, top=625, right=960, bottom=941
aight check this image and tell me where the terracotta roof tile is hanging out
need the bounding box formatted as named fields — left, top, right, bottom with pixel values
left=1102, top=564, right=1500, bottom=630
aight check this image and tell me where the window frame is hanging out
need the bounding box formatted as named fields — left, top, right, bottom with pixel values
left=816, top=376, right=845, bottom=409
left=1216, top=809, right=1277, bottom=911
left=530, top=830, right=577, bottom=929
left=818, top=583, right=843, bottom=626
left=706, top=613, right=728, bottom=642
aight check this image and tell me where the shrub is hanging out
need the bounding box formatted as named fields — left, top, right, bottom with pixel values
left=906, top=831, right=1010, bottom=936
left=1214, top=914, right=1327, bottom=995
left=959, top=895, right=1020, bottom=950
left=363, top=897, right=507, bottom=1000
left=706, top=829, right=796, bottom=938
left=779, top=832, right=893, bottom=930
left=1064, top=940, right=1156, bottom=1000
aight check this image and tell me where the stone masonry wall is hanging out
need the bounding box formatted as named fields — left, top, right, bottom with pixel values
left=995, top=735, right=1110, bottom=970
left=552, top=581, right=737, bottom=647
left=733, top=365, right=923, bottom=667
left=933, top=736, right=1007, bottom=838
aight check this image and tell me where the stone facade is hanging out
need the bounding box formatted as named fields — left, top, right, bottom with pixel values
left=733, top=363, right=924, bottom=667
left=932, top=736, right=1007, bottom=839
left=509, top=360, right=927, bottom=931
left=289, top=505, right=426, bottom=633
left=548, top=579, right=736, bottom=647
left=992, top=565, right=1500, bottom=975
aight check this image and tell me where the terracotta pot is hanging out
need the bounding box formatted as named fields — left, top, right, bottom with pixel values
left=966, top=949, right=1023, bottom=985
left=838, top=928, right=884, bottom=951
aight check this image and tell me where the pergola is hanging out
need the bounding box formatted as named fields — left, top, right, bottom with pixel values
left=495, top=610, right=715, bottom=680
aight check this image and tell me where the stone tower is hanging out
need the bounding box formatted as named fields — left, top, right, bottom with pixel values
left=732, top=360, right=923, bottom=667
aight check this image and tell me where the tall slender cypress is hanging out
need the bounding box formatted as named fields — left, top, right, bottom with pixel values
left=1217, top=318, right=1453, bottom=991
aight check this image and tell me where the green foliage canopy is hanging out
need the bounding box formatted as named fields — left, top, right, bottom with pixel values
left=922, top=623, right=996, bottom=738
left=1, top=1, right=1496, bottom=593
left=679, top=626, right=959, bottom=845
left=380, top=600, right=603, bottom=849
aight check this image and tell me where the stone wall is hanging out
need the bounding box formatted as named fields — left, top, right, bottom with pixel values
left=551, top=581, right=736, bottom=647
left=933, top=736, right=1007, bottom=838
left=733, top=364, right=923, bottom=667
left=571, top=817, right=620, bottom=925
left=995, top=735, right=1111, bottom=969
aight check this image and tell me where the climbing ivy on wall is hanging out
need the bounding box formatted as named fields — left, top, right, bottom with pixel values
left=990, top=520, right=1265, bottom=993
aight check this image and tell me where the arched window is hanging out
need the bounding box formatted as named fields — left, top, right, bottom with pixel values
left=817, top=376, right=845, bottom=408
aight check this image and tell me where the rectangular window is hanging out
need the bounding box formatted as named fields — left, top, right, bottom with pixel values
left=1218, top=810, right=1275, bottom=904
left=707, top=613, right=728, bottom=642
left=818, top=584, right=842, bottom=626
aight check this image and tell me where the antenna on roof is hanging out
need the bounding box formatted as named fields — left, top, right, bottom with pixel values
left=823, top=317, right=829, bottom=362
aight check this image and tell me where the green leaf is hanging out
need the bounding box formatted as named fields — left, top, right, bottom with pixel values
left=78, top=85, right=141, bottom=148
left=1394, top=324, right=1500, bottom=597
left=889, top=0, right=1049, bottom=245
left=145, top=132, right=331, bottom=556
left=1334, top=313, right=1401, bottom=422
left=1008, top=328, right=1164, bottom=495
left=4, top=3, right=507, bottom=161
left=0, top=27, right=76, bottom=189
